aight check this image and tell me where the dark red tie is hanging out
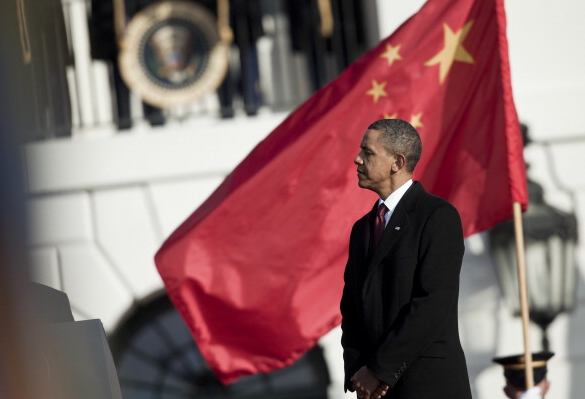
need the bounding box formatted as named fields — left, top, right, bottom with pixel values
left=372, top=203, right=388, bottom=251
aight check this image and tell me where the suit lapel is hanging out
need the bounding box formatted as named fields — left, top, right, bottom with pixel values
left=360, top=183, right=423, bottom=337
left=362, top=182, right=423, bottom=283
left=359, top=183, right=425, bottom=339
left=369, top=206, right=409, bottom=266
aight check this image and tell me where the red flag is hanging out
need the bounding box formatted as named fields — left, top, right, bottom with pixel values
left=155, top=0, right=527, bottom=384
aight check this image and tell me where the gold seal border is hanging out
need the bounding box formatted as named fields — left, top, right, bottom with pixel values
left=119, top=1, right=229, bottom=108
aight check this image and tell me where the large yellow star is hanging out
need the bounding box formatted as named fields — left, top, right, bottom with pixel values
left=366, top=80, right=388, bottom=103
left=410, top=112, right=424, bottom=129
left=380, top=44, right=403, bottom=67
left=424, top=21, right=475, bottom=84
left=384, top=112, right=398, bottom=119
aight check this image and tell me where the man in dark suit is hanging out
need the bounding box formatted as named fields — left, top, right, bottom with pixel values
left=340, top=119, right=472, bottom=399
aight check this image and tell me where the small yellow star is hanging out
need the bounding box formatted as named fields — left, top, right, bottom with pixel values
left=383, top=112, right=398, bottom=119
left=424, top=21, right=475, bottom=84
left=380, top=44, right=403, bottom=67
left=410, top=112, right=424, bottom=129
left=366, top=80, right=388, bottom=103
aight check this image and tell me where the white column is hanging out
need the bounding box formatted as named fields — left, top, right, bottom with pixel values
left=65, top=0, right=96, bottom=129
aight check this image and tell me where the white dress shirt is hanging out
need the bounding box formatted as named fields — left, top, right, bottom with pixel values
left=378, top=179, right=413, bottom=227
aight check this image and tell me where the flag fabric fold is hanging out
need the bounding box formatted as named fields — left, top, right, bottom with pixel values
left=155, top=0, right=527, bottom=384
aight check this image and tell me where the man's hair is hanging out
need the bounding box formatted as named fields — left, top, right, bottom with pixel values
left=368, top=119, right=422, bottom=173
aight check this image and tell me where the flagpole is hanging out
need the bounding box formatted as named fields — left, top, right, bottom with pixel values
left=512, top=201, right=534, bottom=389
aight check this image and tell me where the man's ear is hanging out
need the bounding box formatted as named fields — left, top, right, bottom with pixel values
left=503, top=385, right=517, bottom=399
left=392, top=154, right=407, bottom=172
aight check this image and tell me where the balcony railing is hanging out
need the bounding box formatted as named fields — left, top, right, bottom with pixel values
left=23, top=0, right=377, bottom=139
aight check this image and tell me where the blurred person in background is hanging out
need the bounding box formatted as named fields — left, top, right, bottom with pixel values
left=493, top=352, right=554, bottom=399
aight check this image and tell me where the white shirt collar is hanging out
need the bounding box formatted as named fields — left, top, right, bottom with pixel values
left=379, top=179, right=413, bottom=214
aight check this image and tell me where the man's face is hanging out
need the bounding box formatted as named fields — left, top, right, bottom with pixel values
left=354, top=129, right=395, bottom=196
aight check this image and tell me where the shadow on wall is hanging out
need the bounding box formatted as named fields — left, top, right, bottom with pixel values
left=458, top=233, right=502, bottom=398
left=567, top=268, right=585, bottom=398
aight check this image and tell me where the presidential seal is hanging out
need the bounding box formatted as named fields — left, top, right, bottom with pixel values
left=119, top=1, right=229, bottom=108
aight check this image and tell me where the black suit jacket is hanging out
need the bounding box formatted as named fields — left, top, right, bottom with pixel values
left=340, top=182, right=472, bottom=399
